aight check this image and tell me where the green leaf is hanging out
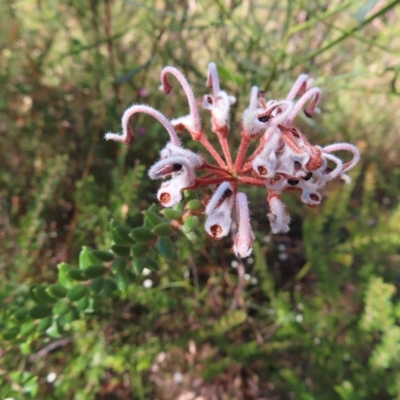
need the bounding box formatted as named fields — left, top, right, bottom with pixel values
left=20, top=321, right=36, bottom=336
left=182, top=215, right=198, bottom=232
left=84, top=265, right=107, bottom=278
left=30, top=304, right=53, bottom=319
left=68, top=269, right=88, bottom=281
left=162, top=208, right=183, bottom=220
left=57, top=263, right=74, bottom=286
left=183, top=231, right=197, bottom=243
left=144, top=257, right=160, bottom=272
left=47, top=284, right=68, bottom=299
left=67, top=284, right=87, bottom=302
left=115, top=271, right=129, bottom=291
left=111, top=258, right=127, bottom=273
left=186, top=199, right=203, bottom=211
left=133, top=257, right=144, bottom=274
left=131, top=243, right=148, bottom=257
left=111, top=244, right=131, bottom=257
left=152, top=222, right=174, bottom=236
left=143, top=209, right=164, bottom=227
left=79, top=246, right=99, bottom=270
left=46, top=320, right=62, bottom=339
left=90, top=277, right=104, bottom=294
left=110, top=219, right=120, bottom=230
left=13, top=309, right=30, bottom=322
left=126, top=270, right=136, bottom=281
left=31, top=286, right=57, bottom=304
left=89, top=249, right=114, bottom=262
left=130, top=226, right=156, bottom=242
left=53, top=300, right=70, bottom=316
left=38, top=316, right=52, bottom=332
left=112, top=226, right=135, bottom=244
left=57, top=306, right=79, bottom=331
left=156, top=236, right=177, bottom=261
left=3, top=327, right=20, bottom=340
left=100, top=279, right=118, bottom=298
left=76, top=295, right=90, bottom=312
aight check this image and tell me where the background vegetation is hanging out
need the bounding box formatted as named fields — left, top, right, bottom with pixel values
left=1, top=0, right=400, bottom=399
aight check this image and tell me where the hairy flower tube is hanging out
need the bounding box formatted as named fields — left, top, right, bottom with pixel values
left=105, top=63, right=360, bottom=258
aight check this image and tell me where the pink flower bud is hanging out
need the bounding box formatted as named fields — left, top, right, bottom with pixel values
left=202, top=91, right=236, bottom=135
left=233, top=192, right=255, bottom=258
left=267, top=192, right=290, bottom=233
left=205, top=182, right=234, bottom=239
left=157, top=170, right=194, bottom=208
left=148, top=156, right=192, bottom=180
left=159, top=142, right=203, bottom=168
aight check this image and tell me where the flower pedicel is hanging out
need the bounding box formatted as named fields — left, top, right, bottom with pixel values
left=105, top=63, right=360, bottom=258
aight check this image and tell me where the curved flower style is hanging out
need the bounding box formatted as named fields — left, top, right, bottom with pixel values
left=105, top=62, right=360, bottom=258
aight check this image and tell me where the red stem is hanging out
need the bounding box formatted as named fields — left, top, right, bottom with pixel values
left=234, top=135, right=251, bottom=172
left=243, top=136, right=267, bottom=169
left=241, top=166, right=253, bottom=175
left=199, top=136, right=227, bottom=168
left=200, top=168, right=232, bottom=178
left=218, top=135, right=234, bottom=169
left=200, top=162, right=229, bottom=173
left=194, top=177, right=235, bottom=188
left=239, top=176, right=266, bottom=186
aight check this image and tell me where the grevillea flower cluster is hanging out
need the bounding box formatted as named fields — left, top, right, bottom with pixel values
left=105, top=63, right=360, bottom=258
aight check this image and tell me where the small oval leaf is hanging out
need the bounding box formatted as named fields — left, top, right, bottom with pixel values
left=84, top=265, right=107, bottom=279
left=111, top=258, right=127, bottom=273
left=76, top=295, right=90, bottom=312
left=67, top=284, right=87, bottom=302
left=143, top=210, right=164, bottom=227
left=152, top=222, right=174, bottom=237
left=186, top=199, right=203, bottom=211
left=162, top=209, right=183, bottom=220
left=32, top=286, right=57, bottom=304
left=79, top=246, right=99, bottom=270
left=90, top=277, right=104, bottom=294
left=144, top=257, right=160, bottom=272
left=115, top=271, right=129, bottom=291
left=133, top=257, right=144, bottom=274
left=68, top=269, right=88, bottom=281
left=3, top=327, right=20, bottom=340
left=111, top=244, right=131, bottom=257
left=47, top=284, right=68, bottom=299
left=30, top=304, right=53, bottom=319
left=57, top=263, right=74, bottom=286
left=54, top=300, right=70, bottom=316
left=182, top=215, right=198, bottom=233
left=131, top=243, right=148, bottom=257
left=156, top=236, right=177, bottom=261
left=38, top=316, right=52, bottom=332
left=130, top=227, right=155, bottom=243
left=112, top=226, right=135, bottom=244
left=13, top=309, right=30, bottom=322
left=89, top=250, right=114, bottom=262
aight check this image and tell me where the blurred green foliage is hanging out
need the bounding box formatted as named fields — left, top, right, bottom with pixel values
left=1, top=0, right=400, bottom=399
